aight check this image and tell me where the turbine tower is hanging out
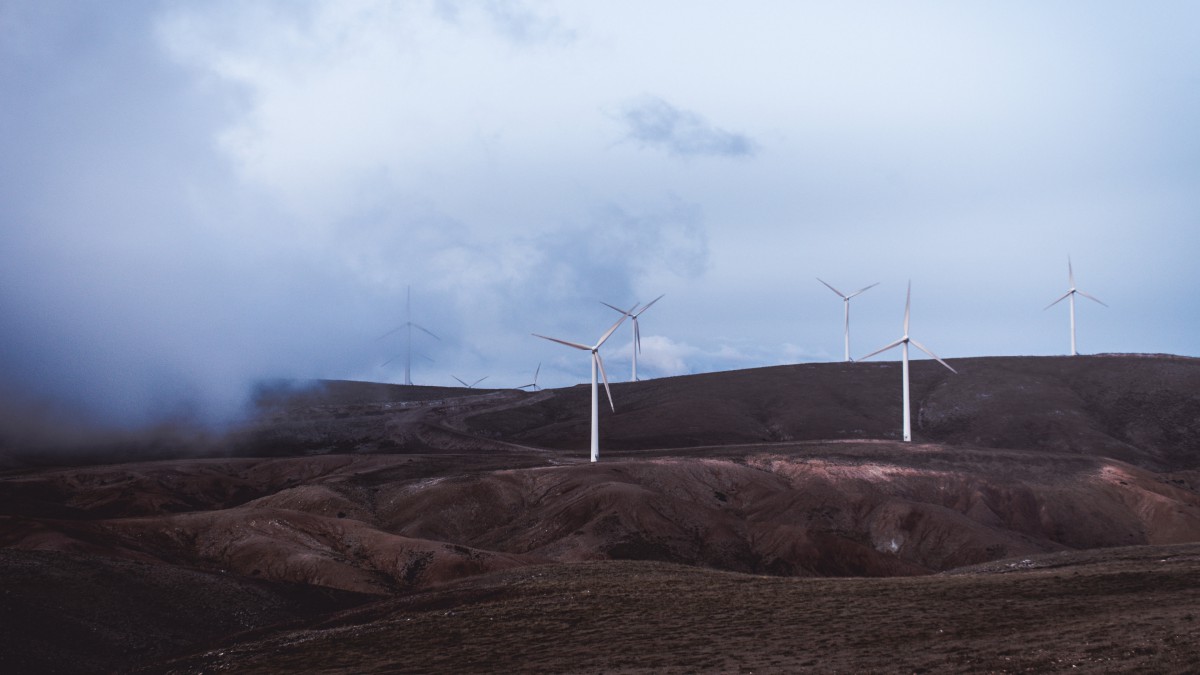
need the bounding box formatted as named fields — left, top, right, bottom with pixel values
left=817, top=279, right=879, bottom=362
left=533, top=312, right=629, bottom=462
left=1044, top=258, right=1107, bottom=356
left=601, top=294, right=665, bottom=381
left=859, top=281, right=957, bottom=442
left=380, top=286, right=440, bottom=385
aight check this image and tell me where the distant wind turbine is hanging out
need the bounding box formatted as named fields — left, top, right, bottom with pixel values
left=817, top=278, right=879, bottom=362
left=382, top=352, right=433, bottom=368
left=533, top=312, right=629, bottom=462
left=379, top=286, right=439, bottom=385
left=1045, top=258, right=1107, bottom=356
left=859, top=281, right=957, bottom=442
left=601, top=294, right=665, bottom=381
left=452, top=376, right=489, bottom=389
left=518, top=363, right=541, bottom=391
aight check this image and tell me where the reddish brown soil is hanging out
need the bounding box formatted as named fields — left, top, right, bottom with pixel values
left=1, top=354, right=1198, bottom=672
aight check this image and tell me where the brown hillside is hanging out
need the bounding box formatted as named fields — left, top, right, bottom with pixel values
left=463, top=354, right=1200, bottom=470
left=2, top=354, right=1199, bottom=672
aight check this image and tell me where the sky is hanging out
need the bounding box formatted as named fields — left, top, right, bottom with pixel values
left=2, top=0, right=1198, bottom=431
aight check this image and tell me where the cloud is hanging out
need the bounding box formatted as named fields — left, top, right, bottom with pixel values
left=2, top=0, right=1200, bottom=441
left=617, top=96, right=756, bottom=159
left=434, top=0, right=576, bottom=45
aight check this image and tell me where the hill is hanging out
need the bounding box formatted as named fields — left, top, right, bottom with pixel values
left=1, top=353, right=1199, bottom=672
left=461, top=354, right=1200, bottom=471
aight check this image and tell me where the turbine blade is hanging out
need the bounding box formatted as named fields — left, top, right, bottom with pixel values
left=473, top=376, right=488, bottom=387
left=594, top=313, right=629, bottom=349
left=378, top=325, right=404, bottom=340
left=903, top=281, right=911, bottom=334
left=859, top=338, right=905, bottom=362
left=1077, top=290, right=1108, bottom=307
left=1068, top=257, right=1074, bottom=286
left=633, top=294, right=665, bottom=316
left=1044, top=291, right=1072, bottom=310
left=411, top=323, right=440, bottom=340
left=453, top=376, right=469, bottom=387
left=817, top=278, right=847, bottom=299
left=634, top=319, right=641, bottom=354
left=600, top=301, right=632, bottom=316
left=595, top=352, right=615, bottom=411
left=381, top=355, right=399, bottom=367
left=909, top=338, right=958, bottom=374
left=846, top=282, right=880, bottom=299
left=534, top=363, right=541, bottom=382
left=533, top=334, right=591, bottom=351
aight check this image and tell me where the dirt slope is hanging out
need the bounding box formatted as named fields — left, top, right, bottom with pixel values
left=2, top=354, right=1199, bottom=672
left=5, top=443, right=1199, bottom=597
left=149, top=544, right=1200, bottom=674
left=0, top=549, right=369, bottom=675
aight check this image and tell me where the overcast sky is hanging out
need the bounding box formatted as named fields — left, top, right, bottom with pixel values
left=2, top=0, right=1198, bottom=429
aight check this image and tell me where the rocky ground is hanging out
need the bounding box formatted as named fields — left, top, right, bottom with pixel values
left=1, top=354, right=1198, bottom=672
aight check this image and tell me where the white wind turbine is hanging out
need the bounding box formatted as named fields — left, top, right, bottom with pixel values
left=518, top=363, right=541, bottom=391
left=533, top=311, right=630, bottom=462
left=452, top=376, right=489, bottom=389
left=601, top=294, right=665, bottom=381
left=817, top=279, right=879, bottom=362
left=1045, top=258, right=1107, bottom=356
left=382, top=352, right=433, bottom=369
left=380, top=286, right=439, bottom=385
left=859, top=281, right=957, bottom=442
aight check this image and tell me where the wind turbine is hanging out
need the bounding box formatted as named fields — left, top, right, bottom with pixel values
left=1045, top=258, right=1107, bottom=356
left=379, top=286, right=439, bottom=385
left=600, top=293, right=667, bottom=381
left=817, top=279, right=879, bottom=362
left=518, top=363, right=541, bottom=391
left=533, top=312, right=629, bottom=462
left=859, top=281, right=957, bottom=442
left=452, top=376, right=489, bottom=389
left=382, top=352, right=433, bottom=368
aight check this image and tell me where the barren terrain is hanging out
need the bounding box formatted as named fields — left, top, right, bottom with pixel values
left=2, top=354, right=1199, bottom=672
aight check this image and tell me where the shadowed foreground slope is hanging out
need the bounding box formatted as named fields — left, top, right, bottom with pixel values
left=153, top=546, right=1200, bottom=674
